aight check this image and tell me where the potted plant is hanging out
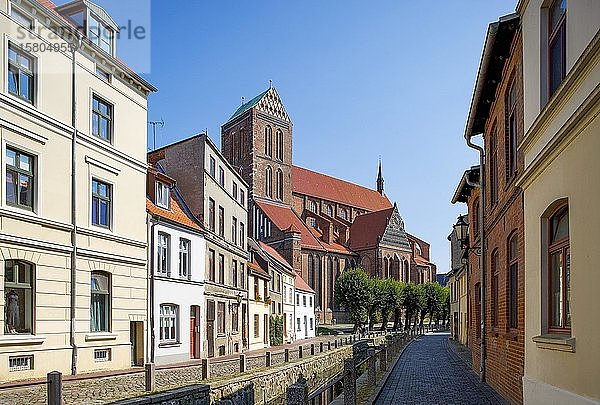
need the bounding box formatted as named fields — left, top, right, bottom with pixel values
left=264, top=296, right=272, bottom=305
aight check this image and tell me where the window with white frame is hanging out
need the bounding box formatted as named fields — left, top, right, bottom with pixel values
left=4, top=260, right=34, bottom=334
left=88, top=14, right=114, bottom=55
left=209, top=156, right=216, bottom=178
left=156, top=182, right=170, bottom=208
left=179, top=238, right=190, bottom=278
left=7, top=44, right=34, bottom=104
left=309, top=296, right=313, bottom=308
left=5, top=147, right=35, bottom=211
left=90, top=271, right=110, bottom=332
left=159, top=304, right=178, bottom=343
left=303, top=295, right=306, bottom=307
left=157, top=232, right=170, bottom=275
left=10, top=6, right=33, bottom=29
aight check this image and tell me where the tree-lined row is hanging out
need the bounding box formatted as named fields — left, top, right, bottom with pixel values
left=334, top=268, right=450, bottom=332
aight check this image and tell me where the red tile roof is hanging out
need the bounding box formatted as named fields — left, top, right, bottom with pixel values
left=308, top=227, right=354, bottom=255
left=255, top=200, right=324, bottom=251
left=247, top=260, right=270, bottom=279
left=259, top=241, right=293, bottom=270
left=146, top=193, right=203, bottom=232
left=294, top=272, right=314, bottom=294
left=348, top=207, right=395, bottom=250
left=292, top=166, right=392, bottom=212
left=414, top=255, right=431, bottom=266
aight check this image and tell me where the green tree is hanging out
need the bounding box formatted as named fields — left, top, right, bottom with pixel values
left=401, top=283, right=420, bottom=331
left=334, top=268, right=371, bottom=332
left=377, top=278, right=398, bottom=331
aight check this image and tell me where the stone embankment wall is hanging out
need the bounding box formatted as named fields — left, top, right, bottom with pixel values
left=114, top=344, right=354, bottom=405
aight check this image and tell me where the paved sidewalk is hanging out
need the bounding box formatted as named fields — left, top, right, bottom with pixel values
left=375, top=332, right=506, bottom=405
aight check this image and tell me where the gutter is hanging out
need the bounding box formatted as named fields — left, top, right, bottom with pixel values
left=148, top=216, right=158, bottom=363
left=70, top=34, right=83, bottom=376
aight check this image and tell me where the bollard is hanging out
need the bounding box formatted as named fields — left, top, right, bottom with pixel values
left=343, top=358, right=356, bottom=405
left=47, top=371, right=62, bottom=405
left=144, top=363, right=155, bottom=392
left=328, top=341, right=332, bottom=351
left=266, top=351, right=272, bottom=367
left=201, top=358, right=210, bottom=380
left=310, top=344, right=315, bottom=356
left=379, top=346, right=388, bottom=372
left=285, top=348, right=290, bottom=362
left=345, top=337, right=349, bottom=345
left=334, top=339, right=338, bottom=349
left=367, top=348, right=376, bottom=386
left=299, top=345, right=303, bottom=359
left=320, top=342, right=324, bottom=353
left=240, top=353, right=246, bottom=372
left=286, top=375, right=308, bottom=405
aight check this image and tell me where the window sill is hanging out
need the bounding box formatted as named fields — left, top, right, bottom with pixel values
left=0, top=334, right=46, bottom=346
left=158, top=341, right=181, bottom=348
left=85, top=332, right=118, bottom=342
left=532, top=334, right=575, bottom=352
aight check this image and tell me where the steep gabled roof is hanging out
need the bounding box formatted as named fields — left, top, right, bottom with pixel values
left=226, top=87, right=291, bottom=124
left=348, top=207, right=395, bottom=250
left=295, top=272, right=314, bottom=294
left=255, top=200, right=324, bottom=251
left=259, top=241, right=293, bottom=271
left=146, top=193, right=203, bottom=233
left=292, top=166, right=392, bottom=212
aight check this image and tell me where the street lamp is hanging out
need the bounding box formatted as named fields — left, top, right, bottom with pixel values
left=453, top=215, right=469, bottom=248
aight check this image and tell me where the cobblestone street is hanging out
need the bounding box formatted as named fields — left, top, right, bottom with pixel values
left=375, top=332, right=506, bottom=405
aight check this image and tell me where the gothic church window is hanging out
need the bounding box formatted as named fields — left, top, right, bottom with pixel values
left=276, top=169, right=284, bottom=200
left=264, top=126, right=273, bottom=157
left=266, top=166, right=273, bottom=198
left=276, top=129, right=283, bottom=161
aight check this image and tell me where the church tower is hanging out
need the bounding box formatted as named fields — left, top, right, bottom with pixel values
left=221, top=86, right=293, bottom=206
left=377, top=159, right=385, bottom=195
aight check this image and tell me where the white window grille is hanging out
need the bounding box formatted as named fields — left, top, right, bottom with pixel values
left=94, top=349, right=111, bottom=362
left=9, top=355, right=33, bottom=371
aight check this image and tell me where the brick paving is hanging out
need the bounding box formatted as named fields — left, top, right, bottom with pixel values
left=375, top=332, right=507, bottom=405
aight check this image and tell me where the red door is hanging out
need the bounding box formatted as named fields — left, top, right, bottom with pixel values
left=190, top=316, right=195, bottom=358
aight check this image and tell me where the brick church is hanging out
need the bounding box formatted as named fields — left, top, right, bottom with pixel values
left=221, top=86, right=436, bottom=324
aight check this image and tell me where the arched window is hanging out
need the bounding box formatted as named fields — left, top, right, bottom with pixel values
left=91, top=271, right=111, bottom=332
left=340, top=209, right=347, bottom=220
left=403, top=259, right=409, bottom=282
left=264, top=126, right=273, bottom=157
left=490, top=249, right=499, bottom=328
left=276, top=129, right=283, bottom=161
left=508, top=231, right=519, bottom=329
left=230, top=131, right=236, bottom=163
left=4, top=260, right=34, bottom=334
left=315, top=256, right=321, bottom=309
left=238, top=129, right=244, bottom=162
left=326, top=205, right=333, bottom=217
left=472, top=198, right=480, bottom=238
left=548, top=203, right=570, bottom=332
left=276, top=169, right=284, bottom=200
left=265, top=166, right=273, bottom=198
left=308, top=255, right=314, bottom=288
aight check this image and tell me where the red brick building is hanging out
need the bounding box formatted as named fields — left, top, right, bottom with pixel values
left=455, top=14, right=524, bottom=404
left=222, top=86, right=436, bottom=324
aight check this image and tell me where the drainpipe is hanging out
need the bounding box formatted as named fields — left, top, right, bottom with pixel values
left=70, top=34, right=83, bottom=376
left=148, top=217, right=158, bottom=363
left=465, top=135, right=486, bottom=382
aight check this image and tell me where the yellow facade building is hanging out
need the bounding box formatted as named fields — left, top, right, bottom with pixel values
left=0, top=0, right=155, bottom=381
left=517, top=0, right=600, bottom=403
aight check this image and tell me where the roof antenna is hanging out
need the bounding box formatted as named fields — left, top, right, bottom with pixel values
left=241, top=96, right=245, bottom=106
left=269, top=79, right=273, bottom=88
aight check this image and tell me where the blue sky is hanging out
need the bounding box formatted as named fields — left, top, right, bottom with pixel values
left=78, top=0, right=516, bottom=275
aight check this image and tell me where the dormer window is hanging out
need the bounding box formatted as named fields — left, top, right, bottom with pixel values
left=59, top=1, right=118, bottom=57
left=89, top=14, right=114, bottom=55
left=156, top=182, right=170, bottom=209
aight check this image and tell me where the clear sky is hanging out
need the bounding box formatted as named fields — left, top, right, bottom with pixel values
left=79, top=0, right=517, bottom=275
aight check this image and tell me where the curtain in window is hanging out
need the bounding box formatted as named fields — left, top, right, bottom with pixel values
left=91, top=273, right=109, bottom=332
